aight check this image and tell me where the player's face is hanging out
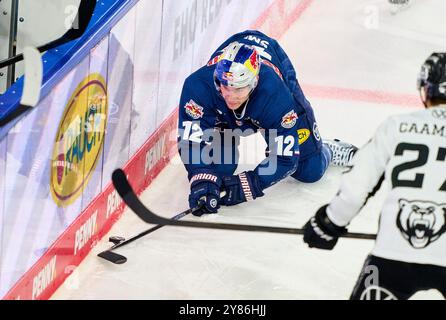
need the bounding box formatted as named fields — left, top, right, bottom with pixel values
left=220, top=85, right=251, bottom=110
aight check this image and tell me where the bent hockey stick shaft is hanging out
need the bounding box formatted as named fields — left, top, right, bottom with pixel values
left=112, top=169, right=377, bottom=240
left=97, top=209, right=191, bottom=264
left=115, top=209, right=191, bottom=250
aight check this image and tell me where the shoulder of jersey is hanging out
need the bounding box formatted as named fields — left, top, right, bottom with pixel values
left=257, top=66, right=287, bottom=94
left=386, top=108, right=429, bottom=122
left=404, top=107, right=441, bottom=122
left=185, top=66, right=215, bottom=90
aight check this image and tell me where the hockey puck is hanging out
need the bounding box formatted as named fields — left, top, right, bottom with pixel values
left=109, top=236, right=126, bottom=245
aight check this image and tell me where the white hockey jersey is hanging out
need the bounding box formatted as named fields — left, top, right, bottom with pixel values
left=327, top=106, right=446, bottom=267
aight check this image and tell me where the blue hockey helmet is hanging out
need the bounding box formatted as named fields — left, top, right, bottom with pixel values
left=214, top=42, right=261, bottom=90
left=417, top=52, right=446, bottom=107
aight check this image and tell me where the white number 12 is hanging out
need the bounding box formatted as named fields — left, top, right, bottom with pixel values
left=275, top=135, right=295, bottom=156
left=182, top=121, right=203, bottom=143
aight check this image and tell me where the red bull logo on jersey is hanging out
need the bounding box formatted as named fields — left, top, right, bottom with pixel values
left=281, top=110, right=298, bottom=129
left=184, top=99, right=204, bottom=119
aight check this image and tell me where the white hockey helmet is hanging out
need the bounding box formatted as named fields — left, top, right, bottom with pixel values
left=214, top=42, right=261, bottom=90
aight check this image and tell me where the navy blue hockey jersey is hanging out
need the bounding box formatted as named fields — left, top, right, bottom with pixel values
left=178, top=30, right=319, bottom=191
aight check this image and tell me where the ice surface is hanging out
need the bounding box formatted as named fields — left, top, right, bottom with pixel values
left=52, top=0, right=446, bottom=300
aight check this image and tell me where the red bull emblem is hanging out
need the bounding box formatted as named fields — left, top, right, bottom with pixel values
left=249, top=50, right=259, bottom=70
left=281, top=110, right=298, bottom=129
left=184, top=99, right=204, bottom=120
left=222, top=72, right=234, bottom=81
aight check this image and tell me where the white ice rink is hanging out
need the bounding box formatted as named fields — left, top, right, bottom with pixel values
left=52, top=0, right=446, bottom=300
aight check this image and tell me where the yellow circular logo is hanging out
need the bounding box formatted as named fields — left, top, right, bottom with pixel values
left=50, top=73, right=108, bottom=207
left=298, top=129, right=311, bottom=145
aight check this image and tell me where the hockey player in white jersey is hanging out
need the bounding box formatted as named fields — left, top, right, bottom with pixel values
left=303, top=52, right=446, bottom=300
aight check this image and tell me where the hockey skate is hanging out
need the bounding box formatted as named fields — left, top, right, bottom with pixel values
left=323, top=139, right=358, bottom=167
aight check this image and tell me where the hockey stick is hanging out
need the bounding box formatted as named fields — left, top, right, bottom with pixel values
left=97, top=209, right=192, bottom=264
left=112, top=168, right=377, bottom=240
left=0, top=0, right=96, bottom=69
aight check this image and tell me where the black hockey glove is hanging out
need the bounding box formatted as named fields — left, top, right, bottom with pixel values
left=221, top=171, right=264, bottom=206
left=303, top=205, right=348, bottom=250
left=188, top=171, right=222, bottom=217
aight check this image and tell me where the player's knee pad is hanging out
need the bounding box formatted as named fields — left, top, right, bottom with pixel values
left=291, top=147, right=330, bottom=183
left=291, top=165, right=324, bottom=183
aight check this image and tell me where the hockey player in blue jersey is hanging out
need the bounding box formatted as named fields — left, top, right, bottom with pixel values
left=178, top=30, right=357, bottom=216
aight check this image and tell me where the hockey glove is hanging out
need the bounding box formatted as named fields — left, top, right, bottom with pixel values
left=303, top=205, right=348, bottom=250
left=221, top=171, right=264, bottom=206
left=189, top=171, right=222, bottom=217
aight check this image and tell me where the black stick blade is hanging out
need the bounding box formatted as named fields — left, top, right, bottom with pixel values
left=97, top=251, right=127, bottom=265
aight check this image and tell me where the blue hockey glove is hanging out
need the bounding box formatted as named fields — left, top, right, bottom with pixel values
left=303, top=205, right=348, bottom=250
left=189, top=171, right=222, bottom=217
left=221, top=171, right=264, bottom=206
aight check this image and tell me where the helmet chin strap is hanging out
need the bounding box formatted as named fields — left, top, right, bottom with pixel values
left=233, top=80, right=257, bottom=115
left=420, top=88, right=429, bottom=108
left=233, top=97, right=250, bottom=120
left=232, top=77, right=258, bottom=116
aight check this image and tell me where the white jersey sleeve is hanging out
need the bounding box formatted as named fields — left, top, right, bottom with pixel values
left=326, top=118, right=395, bottom=227
left=326, top=106, right=446, bottom=267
